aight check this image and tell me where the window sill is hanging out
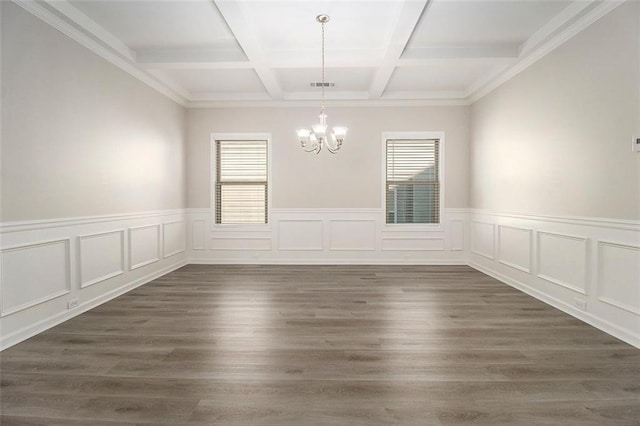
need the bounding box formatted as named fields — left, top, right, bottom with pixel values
left=382, top=223, right=444, bottom=233
left=211, top=223, right=272, bottom=233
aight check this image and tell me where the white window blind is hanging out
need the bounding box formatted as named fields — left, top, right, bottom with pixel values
left=215, top=140, right=268, bottom=224
left=386, top=139, right=440, bottom=224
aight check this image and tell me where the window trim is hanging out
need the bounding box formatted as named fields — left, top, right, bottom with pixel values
left=210, top=133, right=272, bottom=230
left=381, top=131, right=445, bottom=231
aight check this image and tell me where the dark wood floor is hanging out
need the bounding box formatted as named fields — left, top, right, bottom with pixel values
left=1, top=265, right=639, bottom=425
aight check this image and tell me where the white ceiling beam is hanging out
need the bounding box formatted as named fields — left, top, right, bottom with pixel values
left=43, top=0, right=136, bottom=61
left=519, top=0, right=598, bottom=56
left=265, top=48, right=382, bottom=69
left=137, top=48, right=251, bottom=70
left=283, top=91, right=370, bottom=101
left=213, top=0, right=283, bottom=99
left=189, top=91, right=273, bottom=102
left=368, top=0, right=430, bottom=99
left=400, top=45, right=519, bottom=62
left=381, top=90, right=467, bottom=100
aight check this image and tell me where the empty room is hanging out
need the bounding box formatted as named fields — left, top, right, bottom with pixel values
left=1, top=0, right=639, bottom=424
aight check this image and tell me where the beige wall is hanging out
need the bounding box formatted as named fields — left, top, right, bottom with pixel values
left=1, top=2, right=187, bottom=222
left=187, top=106, right=470, bottom=209
left=470, top=2, right=640, bottom=220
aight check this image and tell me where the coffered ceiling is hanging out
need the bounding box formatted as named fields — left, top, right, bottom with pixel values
left=17, top=0, right=622, bottom=106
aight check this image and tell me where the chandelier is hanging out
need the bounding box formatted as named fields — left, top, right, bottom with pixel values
left=296, top=14, right=347, bottom=154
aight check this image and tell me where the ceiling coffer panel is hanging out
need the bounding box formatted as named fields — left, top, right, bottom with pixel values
left=46, top=0, right=610, bottom=103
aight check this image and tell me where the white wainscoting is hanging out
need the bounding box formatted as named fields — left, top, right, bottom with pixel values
left=3, top=207, right=638, bottom=350
left=471, top=221, right=495, bottom=259
left=188, top=208, right=469, bottom=265
left=129, top=224, right=161, bottom=270
left=469, top=210, right=640, bottom=348
left=79, top=230, right=125, bottom=288
left=497, top=225, right=532, bottom=273
left=597, top=241, right=640, bottom=316
left=163, top=221, right=187, bottom=258
left=0, top=210, right=187, bottom=350
left=1, top=239, right=71, bottom=316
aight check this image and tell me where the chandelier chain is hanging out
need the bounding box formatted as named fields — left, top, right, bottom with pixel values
left=321, top=20, right=325, bottom=110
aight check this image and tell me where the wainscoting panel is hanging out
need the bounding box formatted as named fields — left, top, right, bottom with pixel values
left=0, top=210, right=187, bottom=350
left=163, top=221, right=186, bottom=258
left=381, top=237, right=445, bottom=251
left=471, top=221, right=495, bottom=259
left=211, top=237, right=272, bottom=251
left=497, top=225, right=532, bottom=273
left=536, top=231, right=588, bottom=294
left=469, top=210, right=640, bottom=348
left=449, top=220, right=465, bottom=251
left=597, top=241, right=640, bottom=315
left=1, top=239, right=70, bottom=316
left=129, top=224, right=161, bottom=270
left=329, top=220, right=376, bottom=251
left=189, top=208, right=469, bottom=264
left=79, top=230, right=125, bottom=288
left=192, top=219, right=206, bottom=250
left=278, top=220, right=324, bottom=251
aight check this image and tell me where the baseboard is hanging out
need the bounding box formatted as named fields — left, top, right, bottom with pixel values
left=469, top=261, right=640, bottom=349
left=0, top=259, right=187, bottom=350
left=189, top=259, right=469, bottom=266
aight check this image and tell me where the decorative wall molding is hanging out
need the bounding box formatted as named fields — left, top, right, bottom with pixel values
left=596, top=240, right=640, bottom=316
left=497, top=225, right=532, bottom=273
left=162, top=221, right=186, bottom=258
left=1, top=238, right=71, bottom=316
left=78, top=229, right=125, bottom=288
left=536, top=231, right=589, bottom=295
left=469, top=209, right=640, bottom=231
left=469, top=210, right=640, bottom=349
left=0, top=209, right=187, bottom=233
left=449, top=219, right=465, bottom=251
left=189, top=208, right=469, bottom=265
left=0, top=209, right=188, bottom=350
left=277, top=220, right=324, bottom=251
left=129, top=224, right=161, bottom=270
left=191, top=219, right=207, bottom=250
left=381, top=237, right=445, bottom=251
left=471, top=221, right=495, bottom=260
left=329, top=220, right=377, bottom=251
left=2, top=207, right=638, bottom=351
left=0, top=259, right=187, bottom=351
left=210, top=237, right=272, bottom=251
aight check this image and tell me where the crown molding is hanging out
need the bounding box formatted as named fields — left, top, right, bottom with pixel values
left=187, top=98, right=471, bottom=108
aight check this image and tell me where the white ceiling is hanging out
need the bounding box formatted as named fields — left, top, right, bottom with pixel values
left=28, top=0, right=618, bottom=106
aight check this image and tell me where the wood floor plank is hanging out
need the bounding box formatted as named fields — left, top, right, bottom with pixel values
left=2, top=265, right=639, bottom=425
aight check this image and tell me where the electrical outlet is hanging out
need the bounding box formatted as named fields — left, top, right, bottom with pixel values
left=633, top=137, right=640, bottom=152
left=573, top=299, right=587, bottom=312
left=67, top=299, right=79, bottom=309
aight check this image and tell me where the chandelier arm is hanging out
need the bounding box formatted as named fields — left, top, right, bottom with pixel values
left=325, top=141, right=342, bottom=154
left=301, top=142, right=321, bottom=153
left=324, top=135, right=341, bottom=152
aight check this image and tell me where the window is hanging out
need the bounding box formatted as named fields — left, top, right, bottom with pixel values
left=213, top=137, right=269, bottom=224
left=385, top=135, right=441, bottom=224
